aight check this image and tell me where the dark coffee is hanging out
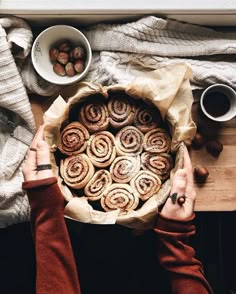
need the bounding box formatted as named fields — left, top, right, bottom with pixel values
left=203, top=91, right=231, bottom=117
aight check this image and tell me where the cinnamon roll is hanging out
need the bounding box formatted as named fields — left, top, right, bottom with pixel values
left=130, top=170, right=162, bottom=201
left=134, top=105, right=162, bottom=133
left=141, top=152, right=173, bottom=181
left=60, top=154, right=95, bottom=189
left=86, top=131, right=116, bottom=168
left=101, top=184, right=139, bottom=212
left=58, top=122, right=89, bottom=156
left=84, top=170, right=112, bottom=201
left=78, top=101, right=109, bottom=133
left=143, top=128, right=171, bottom=153
left=107, top=94, right=136, bottom=129
left=110, top=156, right=140, bottom=183
left=115, top=126, right=144, bottom=156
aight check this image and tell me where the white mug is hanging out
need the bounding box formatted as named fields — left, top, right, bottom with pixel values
left=200, top=84, right=236, bottom=122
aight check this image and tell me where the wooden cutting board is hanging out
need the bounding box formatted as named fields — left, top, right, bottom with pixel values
left=191, top=102, right=236, bottom=211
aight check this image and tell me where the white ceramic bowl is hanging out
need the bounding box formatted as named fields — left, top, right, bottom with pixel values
left=31, top=25, right=92, bottom=85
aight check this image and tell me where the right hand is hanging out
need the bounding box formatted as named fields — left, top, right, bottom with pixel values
left=160, top=146, right=196, bottom=220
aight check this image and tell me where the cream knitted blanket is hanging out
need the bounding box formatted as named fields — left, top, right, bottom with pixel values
left=21, top=16, right=236, bottom=96
left=0, top=16, right=35, bottom=228
left=83, top=16, right=236, bottom=91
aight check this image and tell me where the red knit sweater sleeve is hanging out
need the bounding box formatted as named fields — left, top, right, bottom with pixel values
left=22, top=177, right=81, bottom=294
left=154, top=213, right=213, bottom=294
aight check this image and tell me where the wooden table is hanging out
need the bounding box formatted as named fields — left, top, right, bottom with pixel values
left=191, top=102, right=236, bottom=211
left=30, top=95, right=236, bottom=212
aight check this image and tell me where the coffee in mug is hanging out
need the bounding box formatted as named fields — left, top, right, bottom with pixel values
left=200, top=84, right=236, bottom=122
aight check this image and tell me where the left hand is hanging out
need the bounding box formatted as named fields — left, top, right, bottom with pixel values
left=23, top=125, right=54, bottom=181
left=160, top=145, right=196, bottom=221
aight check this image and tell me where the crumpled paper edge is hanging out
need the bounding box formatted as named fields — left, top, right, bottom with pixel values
left=43, top=63, right=196, bottom=229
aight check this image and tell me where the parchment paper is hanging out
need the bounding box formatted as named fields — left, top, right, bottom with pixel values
left=43, top=63, right=196, bottom=229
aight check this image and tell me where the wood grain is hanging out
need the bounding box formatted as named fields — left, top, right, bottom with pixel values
left=191, top=102, right=236, bottom=211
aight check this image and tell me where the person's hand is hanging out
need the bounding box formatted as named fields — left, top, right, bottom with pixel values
left=23, top=125, right=54, bottom=181
left=160, top=145, right=196, bottom=221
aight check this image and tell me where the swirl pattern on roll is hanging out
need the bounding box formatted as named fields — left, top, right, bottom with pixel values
left=78, top=101, right=109, bottom=133
left=101, top=184, right=139, bottom=212
left=143, top=128, right=171, bottom=153
left=115, top=126, right=144, bottom=156
left=84, top=170, right=112, bottom=201
left=56, top=93, right=174, bottom=213
left=60, top=154, right=95, bottom=189
left=141, top=152, right=173, bottom=181
left=130, top=170, right=162, bottom=201
left=107, top=94, right=136, bottom=128
left=110, top=156, right=140, bottom=183
left=87, top=131, right=116, bottom=167
left=58, top=122, right=89, bottom=156
left=134, top=105, right=162, bottom=133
